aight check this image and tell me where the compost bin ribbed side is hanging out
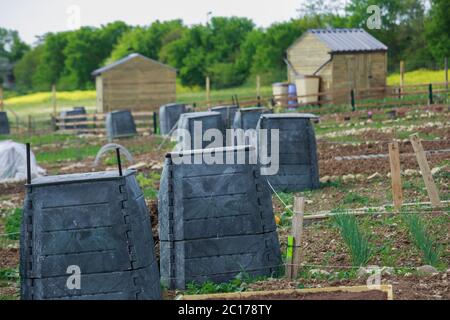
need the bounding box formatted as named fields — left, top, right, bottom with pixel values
left=158, top=147, right=282, bottom=289
left=106, top=110, right=137, bottom=140
left=232, top=107, right=271, bottom=130
left=159, top=103, right=186, bottom=135
left=177, top=112, right=225, bottom=150
left=257, top=114, right=320, bottom=192
left=0, top=111, right=10, bottom=135
left=20, top=170, right=161, bottom=300
left=211, top=105, right=239, bottom=129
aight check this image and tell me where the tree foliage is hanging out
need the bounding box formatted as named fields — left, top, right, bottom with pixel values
left=9, top=2, right=449, bottom=92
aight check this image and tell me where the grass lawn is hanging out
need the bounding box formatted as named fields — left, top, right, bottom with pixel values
left=2, top=69, right=447, bottom=122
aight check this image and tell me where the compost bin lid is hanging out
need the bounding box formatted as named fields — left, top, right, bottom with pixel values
left=240, top=107, right=266, bottom=112
left=261, top=113, right=319, bottom=119
left=161, top=103, right=185, bottom=108
left=211, top=105, right=238, bottom=110
left=166, top=145, right=254, bottom=158
left=180, top=111, right=221, bottom=119
left=29, top=169, right=136, bottom=187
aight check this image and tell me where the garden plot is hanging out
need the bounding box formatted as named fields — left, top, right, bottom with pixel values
left=0, top=107, right=448, bottom=300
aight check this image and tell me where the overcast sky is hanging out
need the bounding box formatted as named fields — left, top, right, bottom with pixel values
left=0, top=0, right=339, bottom=45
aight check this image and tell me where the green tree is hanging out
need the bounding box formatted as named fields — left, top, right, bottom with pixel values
left=13, top=46, right=44, bottom=91
left=61, top=23, right=129, bottom=89
left=426, top=0, right=450, bottom=64
left=34, top=32, right=70, bottom=89
left=109, top=20, right=185, bottom=63
left=345, top=0, right=430, bottom=71
left=0, top=28, right=30, bottom=62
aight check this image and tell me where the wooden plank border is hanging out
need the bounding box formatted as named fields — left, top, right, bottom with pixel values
left=182, top=285, right=394, bottom=300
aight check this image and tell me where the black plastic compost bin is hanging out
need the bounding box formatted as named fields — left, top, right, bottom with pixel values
left=158, top=146, right=282, bottom=289
left=211, top=105, right=239, bottom=129
left=257, top=113, right=320, bottom=192
left=0, top=111, right=10, bottom=135
left=106, top=110, right=137, bottom=141
left=159, top=103, right=186, bottom=135
left=177, top=111, right=224, bottom=150
left=233, top=107, right=271, bottom=130
left=20, top=169, right=161, bottom=300
left=59, top=107, right=87, bottom=130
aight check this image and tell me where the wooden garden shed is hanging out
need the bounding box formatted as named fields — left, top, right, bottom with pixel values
left=287, top=29, right=388, bottom=102
left=92, top=53, right=177, bottom=113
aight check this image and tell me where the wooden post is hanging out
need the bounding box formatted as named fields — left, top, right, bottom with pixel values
left=410, top=134, right=441, bottom=208
left=256, top=75, right=261, bottom=97
left=206, top=77, right=211, bottom=107
left=28, top=115, right=32, bottom=135
left=51, top=115, right=57, bottom=131
left=291, top=197, right=305, bottom=278
left=0, top=85, right=4, bottom=111
left=445, top=57, right=448, bottom=91
left=388, top=142, right=403, bottom=210
left=52, top=84, right=57, bottom=115
left=400, top=61, right=405, bottom=92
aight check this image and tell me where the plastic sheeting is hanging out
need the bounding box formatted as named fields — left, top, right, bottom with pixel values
left=0, top=140, right=45, bottom=183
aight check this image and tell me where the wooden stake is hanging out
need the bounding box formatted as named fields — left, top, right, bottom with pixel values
left=388, top=142, right=403, bottom=210
left=206, top=77, right=211, bottom=107
left=0, top=85, right=4, bottom=111
left=52, top=84, right=57, bottom=115
left=410, top=134, right=441, bottom=208
left=291, top=197, right=305, bottom=279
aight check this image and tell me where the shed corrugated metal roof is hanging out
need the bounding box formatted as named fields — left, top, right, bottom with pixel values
left=91, top=53, right=177, bottom=76
left=289, top=29, right=388, bottom=53
left=309, top=29, right=388, bottom=53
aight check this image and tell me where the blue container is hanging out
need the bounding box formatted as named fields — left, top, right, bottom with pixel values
left=288, top=84, right=297, bottom=108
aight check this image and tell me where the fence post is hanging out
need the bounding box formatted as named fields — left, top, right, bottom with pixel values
left=206, top=76, right=211, bottom=107
left=51, top=115, right=57, bottom=131
left=256, top=75, right=261, bottom=97
left=52, top=84, right=57, bottom=115
left=0, top=85, right=4, bottom=111
left=257, top=96, right=262, bottom=107
left=28, top=115, right=32, bottom=135
left=445, top=57, right=448, bottom=91
left=153, top=112, right=158, bottom=135
left=350, top=89, right=356, bottom=112
left=428, top=83, right=433, bottom=105
left=400, top=60, right=405, bottom=99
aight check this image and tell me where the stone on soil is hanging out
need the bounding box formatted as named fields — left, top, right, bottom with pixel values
left=416, top=265, right=438, bottom=275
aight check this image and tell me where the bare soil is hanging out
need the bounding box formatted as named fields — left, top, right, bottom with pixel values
left=247, top=271, right=450, bottom=300
left=220, top=290, right=388, bottom=300
left=0, top=248, right=19, bottom=269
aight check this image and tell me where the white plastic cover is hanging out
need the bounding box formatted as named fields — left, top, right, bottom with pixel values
left=0, top=140, right=46, bottom=183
